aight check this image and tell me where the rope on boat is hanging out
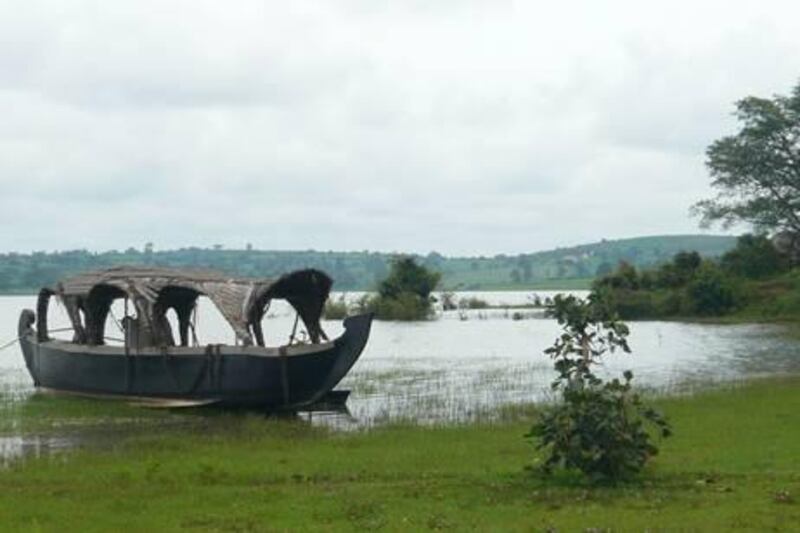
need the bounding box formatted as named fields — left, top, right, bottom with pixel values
left=0, top=336, right=21, bottom=352
left=48, top=327, right=75, bottom=333
left=0, top=326, right=75, bottom=352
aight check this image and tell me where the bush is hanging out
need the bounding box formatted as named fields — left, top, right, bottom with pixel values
left=595, top=287, right=656, bottom=319
left=367, top=257, right=442, bottom=321
left=654, top=251, right=701, bottom=289
left=593, top=261, right=640, bottom=290
left=378, top=257, right=440, bottom=301
left=721, top=234, right=791, bottom=279
left=440, top=291, right=458, bottom=311
left=527, top=294, right=671, bottom=482
left=684, top=262, right=741, bottom=316
left=369, top=292, right=434, bottom=321
left=322, top=296, right=349, bottom=320
left=458, top=296, right=489, bottom=309
left=594, top=250, right=749, bottom=319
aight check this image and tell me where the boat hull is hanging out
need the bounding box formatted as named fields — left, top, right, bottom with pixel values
left=18, top=311, right=372, bottom=409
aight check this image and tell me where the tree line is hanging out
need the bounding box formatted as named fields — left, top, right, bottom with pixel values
left=0, top=235, right=736, bottom=293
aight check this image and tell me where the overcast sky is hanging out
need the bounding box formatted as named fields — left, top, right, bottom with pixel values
left=1, top=1, right=799, bottom=256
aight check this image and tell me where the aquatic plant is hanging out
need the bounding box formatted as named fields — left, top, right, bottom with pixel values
left=322, top=295, right=349, bottom=320
left=458, top=296, right=489, bottom=310
left=527, top=294, right=671, bottom=482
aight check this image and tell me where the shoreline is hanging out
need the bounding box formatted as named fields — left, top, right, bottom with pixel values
left=0, top=282, right=593, bottom=297
left=0, top=375, right=798, bottom=529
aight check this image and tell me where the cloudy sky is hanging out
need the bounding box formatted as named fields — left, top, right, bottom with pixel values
left=1, top=0, right=799, bottom=256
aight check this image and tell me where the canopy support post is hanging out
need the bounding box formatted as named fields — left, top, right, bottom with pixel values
left=288, top=313, right=300, bottom=345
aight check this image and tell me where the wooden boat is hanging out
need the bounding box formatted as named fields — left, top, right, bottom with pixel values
left=17, top=266, right=372, bottom=409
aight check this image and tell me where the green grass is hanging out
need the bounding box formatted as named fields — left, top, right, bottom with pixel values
left=0, top=392, right=183, bottom=434
left=1, top=377, right=800, bottom=530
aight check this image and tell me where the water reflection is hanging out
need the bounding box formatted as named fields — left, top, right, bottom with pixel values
left=0, top=435, right=74, bottom=468
left=1, top=293, right=800, bottom=460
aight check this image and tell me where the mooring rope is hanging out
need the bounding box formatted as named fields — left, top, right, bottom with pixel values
left=0, top=337, right=21, bottom=352
left=0, top=326, right=76, bottom=352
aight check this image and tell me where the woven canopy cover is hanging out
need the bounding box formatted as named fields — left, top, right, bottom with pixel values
left=46, top=266, right=332, bottom=346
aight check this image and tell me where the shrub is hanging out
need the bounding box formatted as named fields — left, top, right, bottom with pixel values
left=527, top=294, right=671, bottom=482
left=458, top=296, right=489, bottom=309
left=322, top=296, right=349, bottom=320
left=440, top=291, right=458, bottom=311
left=370, top=292, right=435, bottom=321
left=594, top=261, right=640, bottom=290
left=593, top=249, right=748, bottom=319
left=721, top=233, right=791, bottom=279
left=367, top=257, right=441, bottom=320
left=595, top=287, right=655, bottom=319
left=654, top=251, right=702, bottom=289
left=684, top=262, right=741, bottom=316
left=378, top=257, right=440, bottom=301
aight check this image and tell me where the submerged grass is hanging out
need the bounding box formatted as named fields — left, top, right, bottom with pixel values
left=0, top=393, right=179, bottom=435
left=1, top=377, right=799, bottom=530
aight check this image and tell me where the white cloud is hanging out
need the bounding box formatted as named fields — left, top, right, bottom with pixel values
left=1, top=0, right=798, bottom=254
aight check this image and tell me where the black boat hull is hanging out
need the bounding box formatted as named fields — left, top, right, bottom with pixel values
left=18, top=311, right=372, bottom=409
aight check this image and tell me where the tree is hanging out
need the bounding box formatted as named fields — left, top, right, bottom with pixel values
left=378, top=256, right=440, bottom=300
left=527, top=294, right=671, bottom=482
left=595, top=262, right=613, bottom=277
left=593, top=261, right=639, bottom=290
left=672, top=250, right=702, bottom=273
left=656, top=251, right=702, bottom=288
left=693, top=80, right=800, bottom=234
left=685, top=262, right=740, bottom=316
left=368, top=256, right=442, bottom=321
left=721, top=233, right=790, bottom=279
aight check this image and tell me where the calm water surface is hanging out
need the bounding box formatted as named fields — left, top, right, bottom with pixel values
left=1, top=292, right=799, bottom=459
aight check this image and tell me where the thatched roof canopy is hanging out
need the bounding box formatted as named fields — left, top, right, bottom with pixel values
left=41, top=266, right=332, bottom=347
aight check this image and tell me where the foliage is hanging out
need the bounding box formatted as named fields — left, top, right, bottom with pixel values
left=595, top=261, right=640, bottom=290
left=367, top=292, right=435, bottom=321
left=693, top=80, right=800, bottom=234
left=377, top=257, right=440, bottom=300
left=322, top=295, right=349, bottom=320
left=721, top=233, right=791, bottom=279
left=363, top=257, right=441, bottom=321
left=685, top=262, right=741, bottom=316
left=0, top=235, right=737, bottom=294
left=458, top=296, right=489, bottom=309
left=528, top=294, right=671, bottom=482
left=440, top=291, right=458, bottom=311
left=720, top=267, right=800, bottom=321
left=594, top=251, right=747, bottom=319
left=660, top=251, right=702, bottom=287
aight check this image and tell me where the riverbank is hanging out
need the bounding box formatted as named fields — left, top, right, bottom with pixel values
left=1, top=377, right=799, bottom=530
left=598, top=267, right=800, bottom=325
left=0, top=277, right=594, bottom=298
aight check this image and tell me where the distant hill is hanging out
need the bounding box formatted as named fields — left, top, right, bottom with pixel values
left=0, top=235, right=737, bottom=293
left=432, top=234, right=737, bottom=290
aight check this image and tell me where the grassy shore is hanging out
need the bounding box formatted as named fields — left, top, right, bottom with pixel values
left=1, top=377, right=799, bottom=531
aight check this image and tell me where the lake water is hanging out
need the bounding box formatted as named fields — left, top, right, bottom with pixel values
left=1, top=291, right=800, bottom=459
